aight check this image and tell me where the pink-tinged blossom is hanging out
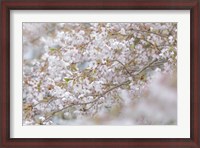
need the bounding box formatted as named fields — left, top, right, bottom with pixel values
left=23, top=22, right=177, bottom=125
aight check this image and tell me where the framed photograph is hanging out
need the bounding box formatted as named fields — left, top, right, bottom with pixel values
left=1, top=0, right=199, bottom=147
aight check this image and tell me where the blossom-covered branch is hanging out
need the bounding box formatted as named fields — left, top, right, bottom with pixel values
left=23, top=23, right=177, bottom=125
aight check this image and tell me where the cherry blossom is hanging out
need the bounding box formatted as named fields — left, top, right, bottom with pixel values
left=23, top=22, right=177, bottom=125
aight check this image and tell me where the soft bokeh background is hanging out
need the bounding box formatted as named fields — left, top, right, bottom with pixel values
left=23, top=23, right=177, bottom=125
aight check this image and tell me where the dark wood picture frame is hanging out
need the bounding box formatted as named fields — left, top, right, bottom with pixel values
left=0, top=0, right=199, bottom=147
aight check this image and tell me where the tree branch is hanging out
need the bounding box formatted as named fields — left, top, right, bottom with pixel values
left=133, top=59, right=158, bottom=75
left=42, top=80, right=130, bottom=123
left=113, top=59, right=132, bottom=77
left=130, top=28, right=168, bottom=38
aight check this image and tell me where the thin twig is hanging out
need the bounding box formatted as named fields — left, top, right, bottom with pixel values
left=134, top=59, right=158, bottom=75
left=113, top=60, right=132, bottom=77
left=130, top=28, right=168, bottom=38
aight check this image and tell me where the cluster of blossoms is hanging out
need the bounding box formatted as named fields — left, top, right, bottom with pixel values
left=23, top=22, right=177, bottom=125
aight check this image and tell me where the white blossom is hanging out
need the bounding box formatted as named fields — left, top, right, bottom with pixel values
left=23, top=22, right=177, bottom=125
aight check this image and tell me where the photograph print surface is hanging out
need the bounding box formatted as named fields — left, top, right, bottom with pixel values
left=22, top=22, right=177, bottom=125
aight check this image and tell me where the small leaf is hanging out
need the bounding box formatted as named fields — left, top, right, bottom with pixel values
left=23, top=103, right=33, bottom=111
left=64, top=78, right=72, bottom=83
left=70, top=63, right=77, bottom=71
left=49, top=48, right=56, bottom=52
left=42, top=97, right=52, bottom=102
left=96, top=59, right=101, bottom=65
left=130, top=44, right=135, bottom=49
left=134, top=38, right=140, bottom=45
left=144, top=43, right=151, bottom=48
left=92, top=69, right=96, bottom=74
left=169, top=46, right=174, bottom=52
left=37, top=80, right=42, bottom=92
